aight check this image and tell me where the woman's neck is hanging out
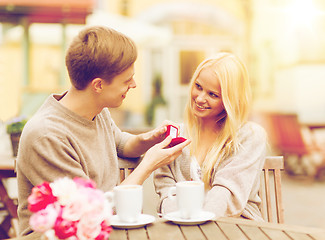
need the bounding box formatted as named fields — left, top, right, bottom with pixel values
left=200, top=118, right=223, bottom=134
left=194, top=118, right=224, bottom=166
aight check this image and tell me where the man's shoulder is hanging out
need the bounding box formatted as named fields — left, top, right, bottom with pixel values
left=22, top=109, right=69, bottom=142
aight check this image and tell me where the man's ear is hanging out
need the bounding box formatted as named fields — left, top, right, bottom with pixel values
left=91, top=78, right=103, bottom=93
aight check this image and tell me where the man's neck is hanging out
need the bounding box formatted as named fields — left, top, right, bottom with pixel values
left=59, top=87, right=102, bottom=121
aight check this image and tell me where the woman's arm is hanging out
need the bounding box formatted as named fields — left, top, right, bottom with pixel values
left=153, top=150, right=192, bottom=214
left=153, top=164, right=179, bottom=214
left=203, top=122, right=267, bottom=218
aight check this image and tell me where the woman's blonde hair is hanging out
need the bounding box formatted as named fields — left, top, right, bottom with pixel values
left=185, top=52, right=252, bottom=186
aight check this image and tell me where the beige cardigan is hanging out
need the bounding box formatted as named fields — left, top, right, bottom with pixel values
left=154, top=122, right=267, bottom=221
left=16, top=93, right=131, bottom=236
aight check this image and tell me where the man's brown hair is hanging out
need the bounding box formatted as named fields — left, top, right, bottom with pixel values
left=65, top=26, right=137, bottom=90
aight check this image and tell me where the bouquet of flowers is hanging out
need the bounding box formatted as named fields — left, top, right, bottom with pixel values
left=28, top=177, right=113, bottom=240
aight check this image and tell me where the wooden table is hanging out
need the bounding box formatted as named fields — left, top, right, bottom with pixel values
left=7, top=216, right=325, bottom=240
left=109, top=217, right=325, bottom=240
left=0, top=154, right=17, bottom=238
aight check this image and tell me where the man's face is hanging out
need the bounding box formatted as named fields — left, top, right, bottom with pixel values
left=100, top=64, right=136, bottom=108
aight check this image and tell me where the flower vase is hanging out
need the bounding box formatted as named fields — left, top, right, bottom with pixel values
left=10, top=132, right=21, bottom=157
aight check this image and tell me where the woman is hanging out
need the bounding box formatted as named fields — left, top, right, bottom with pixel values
left=154, top=52, right=267, bottom=220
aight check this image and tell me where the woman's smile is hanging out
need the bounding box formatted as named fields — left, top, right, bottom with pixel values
left=194, top=101, right=210, bottom=110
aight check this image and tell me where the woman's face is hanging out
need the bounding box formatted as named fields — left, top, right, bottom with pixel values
left=190, top=67, right=225, bottom=122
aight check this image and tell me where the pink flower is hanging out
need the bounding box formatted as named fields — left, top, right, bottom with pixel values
left=54, top=216, right=78, bottom=239
left=83, top=188, right=106, bottom=214
left=73, top=177, right=96, bottom=189
left=61, top=197, right=85, bottom=221
left=51, top=178, right=78, bottom=206
left=29, top=203, right=59, bottom=232
left=28, top=182, right=57, bottom=212
left=95, top=220, right=112, bottom=240
left=28, top=177, right=113, bottom=240
left=76, top=217, right=102, bottom=240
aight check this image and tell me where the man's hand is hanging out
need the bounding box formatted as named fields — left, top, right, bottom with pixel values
left=122, top=121, right=181, bottom=159
left=140, top=121, right=180, bottom=146
left=140, top=135, right=191, bottom=172
left=120, top=135, right=191, bottom=186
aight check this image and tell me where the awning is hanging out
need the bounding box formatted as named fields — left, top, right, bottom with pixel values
left=0, top=0, right=94, bottom=24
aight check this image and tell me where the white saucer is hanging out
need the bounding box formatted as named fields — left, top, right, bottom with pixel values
left=163, top=211, right=215, bottom=225
left=111, top=214, right=155, bottom=229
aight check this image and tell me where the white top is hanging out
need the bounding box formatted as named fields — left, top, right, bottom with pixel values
left=190, top=156, right=202, bottom=182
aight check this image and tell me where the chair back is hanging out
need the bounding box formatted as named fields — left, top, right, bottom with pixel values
left=118, top=157, right=141, bottom=183
left=262, top=113, right=308, bottom=155
left=259, top=156, right=285, bottom=223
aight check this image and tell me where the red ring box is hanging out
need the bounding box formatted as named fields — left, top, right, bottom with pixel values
left=165, top=125, right=187, bottom=147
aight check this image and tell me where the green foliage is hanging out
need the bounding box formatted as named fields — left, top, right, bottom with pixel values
left=6, top=116, right=28, bottom=134
left=145, top=73, right=167, bottom=126
left=145, top=96, right=167, bottom=126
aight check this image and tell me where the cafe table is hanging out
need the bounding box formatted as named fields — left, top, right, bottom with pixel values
left=7, top=217, right=325, bottom=240
left=109, top=216, right=325, bottom=240
left=0, top=154, right=18, bottom=239
left=0, top=155, right=17, bottom=214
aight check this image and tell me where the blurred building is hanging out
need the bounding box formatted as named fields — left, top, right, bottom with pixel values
left=1, top=0, right=325, bottom=128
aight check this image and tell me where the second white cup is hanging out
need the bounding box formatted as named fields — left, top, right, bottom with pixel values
left=168, top=181, right=204, bottom=219
left=105, top=185, right=143, bottom=223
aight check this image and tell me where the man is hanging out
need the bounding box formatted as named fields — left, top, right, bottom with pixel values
left=16, top=26, right=190, bottom=236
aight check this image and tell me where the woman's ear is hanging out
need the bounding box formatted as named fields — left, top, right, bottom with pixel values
left=91, top=78, right=103, bottom=93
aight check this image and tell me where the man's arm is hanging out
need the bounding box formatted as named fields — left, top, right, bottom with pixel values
left=121, top=136, right=191, bottom=185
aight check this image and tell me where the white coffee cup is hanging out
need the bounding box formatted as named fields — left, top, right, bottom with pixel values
left=168, top=181, right=204, bottom=219
left=105, top=185, right=143, bottom=223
